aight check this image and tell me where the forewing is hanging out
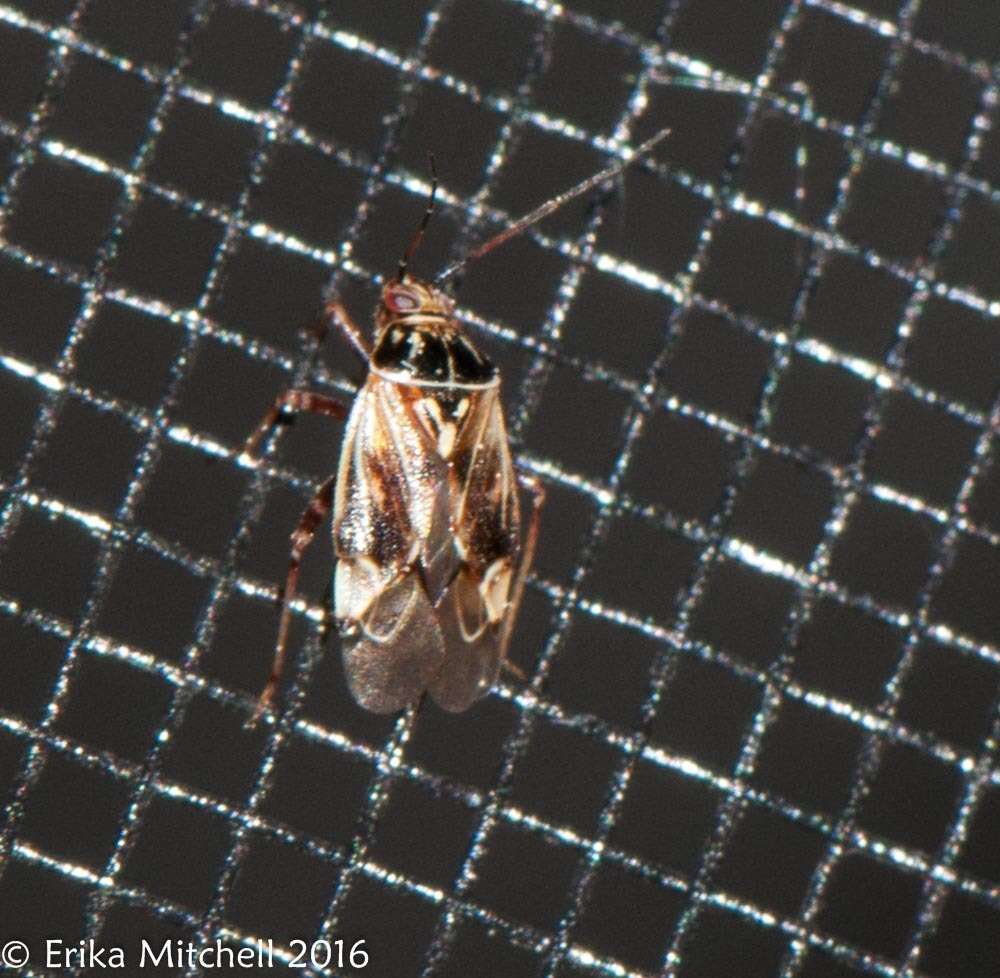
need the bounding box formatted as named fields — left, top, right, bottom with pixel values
left=452, top=389, right=520, bottom=570
left=333, top=380, right=412, bottom=571
left=342, top=568, right=445, bottom=713
left=428, top=391, right=520, bottom=712
left=334, top=378, right=450, bottom=710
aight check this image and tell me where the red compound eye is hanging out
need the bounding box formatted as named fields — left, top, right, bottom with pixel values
left=385, top=288, right=420, bottom=313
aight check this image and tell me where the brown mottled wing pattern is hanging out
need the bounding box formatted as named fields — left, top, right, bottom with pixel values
left=334, top=376, right=519, bottom=713
left=427, top=387, right=520, bottom=712
left=333, top=377, right=450, bottom=712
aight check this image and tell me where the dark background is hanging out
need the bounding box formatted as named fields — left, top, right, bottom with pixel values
left=1, top=1, right=999, bottom=976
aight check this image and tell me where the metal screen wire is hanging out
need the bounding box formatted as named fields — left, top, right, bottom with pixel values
left=0, top=0, right=999, bottom=976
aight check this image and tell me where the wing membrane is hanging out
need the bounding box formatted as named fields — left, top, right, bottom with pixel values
left=342, top=569, right=445, bottom=713
left=426, top=568, right=503, bottom=712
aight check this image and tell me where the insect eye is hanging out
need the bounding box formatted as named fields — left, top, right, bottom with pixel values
left=385, top=288, right=421, bottom=313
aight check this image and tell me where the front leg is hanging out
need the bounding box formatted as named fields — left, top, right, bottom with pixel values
left=324, top=299, right=371, bottom=362
left=243, top=389, right=348, bottom=461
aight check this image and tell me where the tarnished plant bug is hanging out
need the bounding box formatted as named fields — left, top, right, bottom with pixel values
left=245, top=129, right=669, bottom=714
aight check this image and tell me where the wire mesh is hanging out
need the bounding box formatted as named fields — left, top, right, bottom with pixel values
left=0, top=1, right=999, bottom=976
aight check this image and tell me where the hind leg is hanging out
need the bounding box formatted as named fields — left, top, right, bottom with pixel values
left=253, top=476, right=335, bottom=722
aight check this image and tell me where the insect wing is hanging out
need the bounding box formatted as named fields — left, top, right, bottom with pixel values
left=427, top=570, right=501, bottom=712
left=334, top=379, right=450, bottom=712
left=452, top=388, right=520, bottom=568
left=428, top=390, right=521, bottom=712
left=334, top=379, right=450, bottom=566
left=342, top=569, right=445, bottom=713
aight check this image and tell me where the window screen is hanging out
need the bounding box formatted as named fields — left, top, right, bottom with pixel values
left=0, top=1, right=998, bottom=976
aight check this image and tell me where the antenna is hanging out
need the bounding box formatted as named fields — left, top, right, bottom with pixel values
left=397, top=152, right=438, bottom=282
left=435, top=128, right=669, bottom=284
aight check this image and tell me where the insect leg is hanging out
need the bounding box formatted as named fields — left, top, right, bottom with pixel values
left=243, top=389, right=348, bottom=460
left=501, top=659, right=528, bottom=682
left=254, top=475, right=335, bottom=721
left=497, top=469, right=546, bottom=672
left=324, top=300, right=372, bottom=362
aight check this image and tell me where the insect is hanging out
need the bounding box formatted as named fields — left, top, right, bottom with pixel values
left=245, top=129, right=669, bottom=715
